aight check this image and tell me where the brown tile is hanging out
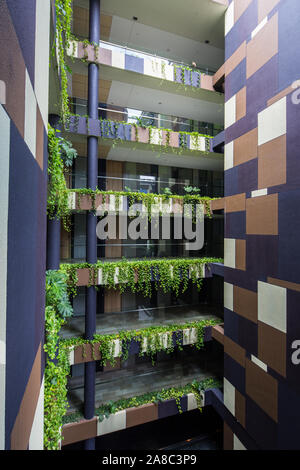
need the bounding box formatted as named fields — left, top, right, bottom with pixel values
left=106, top=161, right=123, bottom=191
left=72, top=74, right=111, bottom=103
left=225, top=193, right=246, bottom=213
left=223, top=422, right=233, bottom=450
left=0, top=1, right=25, bottom=137
left=246, top=194, right=278, bottom=235
left=211, top=198, right=225, bottom=212
left=10, top=344, right=42, bottom=449
left=234, top=0, right=252, bottom=22
left=245, top=359, right=278, bottom=422
left=104, top=289, right=121, bottom=313
left=201, top=74, right=214, bottom=91
left=246, top=13, right=278, bottom=79
left=126, top=403, right=158, bottom=428
left=258, top=321, right=286, bottom=377
left=73, top=6, right=112, bottom=41
left=234, top=128, right=258, bottom=166
left=137, top=127, right=150, bottom=144
left=212, top=324, right=224, bottom=345
left=267, top=84, right=294, bottom=107
left=233, top=286, right=257, bottom=323
left=235, top=239, right=246, bottom=271
left=74, top=342, right=102, bottom=364
left=235, top=389, right=246, bottom=427
left=236, top=87, right=246, bottom=121
left=258, top=0, right=280, bottom=23
left=62, top=418, right=97, bottom=446
left=258, top=135, right=286, bottom=188
left=77, top=268, right=93, bottom=286
left=213, top=63, right=225, bottom=88
left=105, top=241, right=122, bottom=259
left=225, top=41, right=246, bottom=77
left=35, top=105, right=44, bottom=171
left=267, top=276, right=300, bottom=293
left=224, top=336, right=245, bottom=367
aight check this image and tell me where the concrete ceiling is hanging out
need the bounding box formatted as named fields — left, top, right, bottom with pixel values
left=107, top=81, right=224, bottom=125
left=106, top=145, right=224, bottom=171
left=67, top=134, right=224, bottom=171
left=73, top=0, right=226, bottom=69
left=69, top=60, right=224, bottom=125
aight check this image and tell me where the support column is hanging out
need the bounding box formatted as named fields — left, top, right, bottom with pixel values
left=84, top=0, right=100, bottom=451
left=47, top=114, right=61, bottom=271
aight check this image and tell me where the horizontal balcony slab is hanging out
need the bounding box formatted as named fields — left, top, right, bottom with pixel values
left=68, top=41, right=224, bottom=101
left=60, top=303, right=222, bottom=341
left=65, top=348, right=221, bottom=416
left=67, top=190, right=220, bottom=215
left=68, top=61, right=224, bottom=125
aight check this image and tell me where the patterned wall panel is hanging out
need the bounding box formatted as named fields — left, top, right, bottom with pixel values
left=223, top=0, right=300, bottom=449
left=0, top=0, right=50, bottom=449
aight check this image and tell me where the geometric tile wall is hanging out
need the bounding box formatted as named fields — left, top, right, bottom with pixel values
left=0, top=0, right=50, bottom=449
left=223, top=0, right=300, bottom=449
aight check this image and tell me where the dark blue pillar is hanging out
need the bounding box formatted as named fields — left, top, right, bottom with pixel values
left=84, top=0, right=100, bottom=450
left=47, top=114, right=61, bottom=271
left=46, top=216, right=61, bottom=270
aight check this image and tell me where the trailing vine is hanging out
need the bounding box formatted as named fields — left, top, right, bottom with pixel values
left=66, top=114, right=213, bottom=152
left=44, top=270, right=74, bottom=450
left=53, top=0, right=73, bottom=123
left=62, top=377, right=222, bottom=425
left=62, top=317, right=221, bottom=368
left=59, top=257, right=223, bottom=298
left=47, top=125, right=72, bottom=230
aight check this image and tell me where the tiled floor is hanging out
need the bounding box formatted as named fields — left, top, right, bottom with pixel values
left=60, top=304, right=222, bottom=338
left=66, top=348, right=222, bottom=414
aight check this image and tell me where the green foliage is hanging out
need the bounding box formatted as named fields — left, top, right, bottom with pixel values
left=46, top=270, right=73, bottom=319
left=63, top=377, right=222, bottom=425
left=60, top=257, right=223, bottom=298
left=184, top=185, right=201, bottom=195
left=44, top=270, right=74, bottom=450
left=47, top=125, right=77, bottom=230
left=58, top=136, right=77, bottom=167
left=61, top=317, right=221, bottom=369
left=53, top=0, right=73, bottom=123
left=69, top=187, right=215, bottom=221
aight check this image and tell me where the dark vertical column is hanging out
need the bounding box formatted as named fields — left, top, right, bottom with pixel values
left=84, top=0, right=100, bottom=451
left=46, top=217, right=61, bottom=270
left=47, top=114, right=61, bottom=271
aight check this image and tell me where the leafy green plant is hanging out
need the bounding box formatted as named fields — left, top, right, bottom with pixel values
left=62, top=377, right=222, bottom=425
left=44, top=270, right=74, bottom=450
left=184, top=186, right=201, bottom=195
left=52, top=0, right=73, bottom=123
left=58, top=136, right=77, bottom=167
left=60, top=257, right=223, bottom=298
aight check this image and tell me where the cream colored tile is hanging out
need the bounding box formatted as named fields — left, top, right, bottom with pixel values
left=224, top=282, right=234, bottom=311
left=34, top=0, right=50, bottom=127
left=258, top=281, right=287, bottom=332
left=224, top=141, right=234, bottom=170
left=258, top=97, right=287, bottom=146
left=225, top=94, right=236, bottom=129
left=233, top=434, right=246, bottom=450
left=225, top=1, right=235, bottom=35
left=97, top=410, right=126, bottom=436
left=224, top=377, right=235, bottom=416
left=224, top=238, right=236, bottom=268
left=24, top=70, right=37, bottom=158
